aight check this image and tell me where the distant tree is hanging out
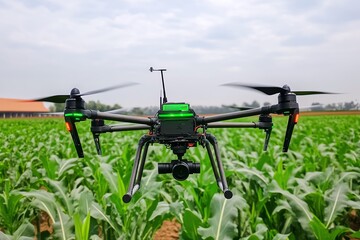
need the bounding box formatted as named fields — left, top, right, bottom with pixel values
left=51, top=103, right=65, bottom=112
left=131, top=107, right=144, bottom=115
left=49, top=105, right=56, bottom=112
left=343, top=101, right=357, bottom=110
left=310, top=102, right=324, bottom=111
left=244, top=101, right=260, bottom=108
left=50, top=101, right=121, bottom=112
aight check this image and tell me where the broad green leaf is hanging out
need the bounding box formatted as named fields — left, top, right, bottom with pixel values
left=20, top=190, right=74, bottom=240
left=57, top=158, right=78, bottom=179
left=198, top=194, right=245, bottom=240
left=0, top=232, right=11, bottom=240
left=47, top=179, right=74, bottom=215
left=235, top=165, right=268, bottom=186
left=100, top=163, right=118, bottom=193
left=74, top=212, right=91, bottom=240
left=272, top=233, right=290, bottom=240
left=242, top=223, right=267, bottom=240
left=0, top=190, right=23, bottom=234
left=181, top=208, right=202, bottom=239
left=324, top=183, right=349, bottom=228
left=90, top=202, right=119, bottom=232
left=310, top=216, right=349, bottom=240
left=81, top=212, right=91, bottom=240
left=269, top=181, right=313, bottom=233
left=149, top=201, right=170, bottom=221
left=53, top=207, right=73, bottom=240
left=77, top=188, right=94, bottom=217
left=309, top=216, right=331, bottom=240
left=351, top=231, right=360, bottom=238
left=19, top=190, right=57, bottom=224
left=305, top=191, right=325, bottom=221
left=74, top=213, right=83, bottom=240
left=12, top=222, right=34, bottom=240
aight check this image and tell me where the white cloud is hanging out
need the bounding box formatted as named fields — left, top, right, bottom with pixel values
left=0, top=0, right=359, bottom=107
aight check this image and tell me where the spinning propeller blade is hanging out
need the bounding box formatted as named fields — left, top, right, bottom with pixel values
left=26, top=82, right=138, bottom=103
left=222, top=104, right=254, bottom=111
left=222, top=83, right=337, bottom=95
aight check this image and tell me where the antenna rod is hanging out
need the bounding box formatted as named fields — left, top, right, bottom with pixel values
left=150, top=67, right=168, bottom=104
left=160, top=70, right=167, bottom=103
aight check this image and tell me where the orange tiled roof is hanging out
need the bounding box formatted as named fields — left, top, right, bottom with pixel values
left=0, top=98, right=49, bottom=112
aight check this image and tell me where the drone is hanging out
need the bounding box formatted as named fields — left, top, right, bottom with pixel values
left=30, top=68, right=334, bottom=203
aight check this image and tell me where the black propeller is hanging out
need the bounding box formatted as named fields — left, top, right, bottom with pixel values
left=26, top=82, right=138, bottom=103
left=222, top=83, right=336, bottom=96
left=222, top=104, right=254, bottom=111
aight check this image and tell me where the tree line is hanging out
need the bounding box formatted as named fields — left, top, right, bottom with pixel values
left=50, top=100, right=359, bottom=115
left=49, top=101, right=122, bottom=112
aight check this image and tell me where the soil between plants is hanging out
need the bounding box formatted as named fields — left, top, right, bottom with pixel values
left=153, top=219, right=181, bottom=240
left=33, top=213, right=181, bottom=240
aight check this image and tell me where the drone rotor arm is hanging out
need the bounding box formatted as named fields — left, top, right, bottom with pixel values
left=90, top=111, right=154, bottom=125
left=109, top=124, right=151, bottom=132
left=200, top=106, right=272, bottom=124
left=206, top=122, right=272, bottom=129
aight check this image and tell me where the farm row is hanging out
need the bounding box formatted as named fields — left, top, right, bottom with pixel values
left=0, top=115, right=359, bottom=239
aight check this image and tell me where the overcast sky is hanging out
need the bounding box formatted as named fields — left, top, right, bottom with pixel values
left=0, top=0, right=359, bottom=109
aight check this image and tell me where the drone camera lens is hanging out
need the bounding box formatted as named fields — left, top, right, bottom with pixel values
left=172, top=162, right=190, bottom=181
left=158, top=160, right=200, bottom=180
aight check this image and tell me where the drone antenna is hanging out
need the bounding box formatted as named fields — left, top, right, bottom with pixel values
left=150, top=67, right=168, bottom=104
left=160, top=89, right=163, bottom=108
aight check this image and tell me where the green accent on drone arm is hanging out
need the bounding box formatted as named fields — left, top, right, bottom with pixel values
left=65, top=113, right=84, bottom=117
left=64, top=112, right=85, bottom=121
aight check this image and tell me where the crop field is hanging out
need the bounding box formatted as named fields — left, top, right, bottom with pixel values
left=0, top=114, right=359, bottom=239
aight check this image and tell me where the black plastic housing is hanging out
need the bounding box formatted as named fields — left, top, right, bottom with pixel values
left=65, top=118, right=84, bottom=158
left=158, top=160, right=200, bottom=181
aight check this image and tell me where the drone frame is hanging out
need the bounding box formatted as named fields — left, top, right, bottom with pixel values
left=64, top=89, right=299, bottom=202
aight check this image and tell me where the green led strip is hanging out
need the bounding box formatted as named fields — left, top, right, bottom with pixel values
left=65, top=113, right=84, bottom=117
left=158, top=113, right=194, bottom=118
left=162, top=103, right=189, bottom=112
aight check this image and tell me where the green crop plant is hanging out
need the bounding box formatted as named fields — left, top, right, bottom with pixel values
left=0, top=115, right=359, bottom=239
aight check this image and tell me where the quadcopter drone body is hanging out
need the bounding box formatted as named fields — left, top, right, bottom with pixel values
left=29, top=67, right=334, bottom=203
left=61, top=68, right=307, bottom=203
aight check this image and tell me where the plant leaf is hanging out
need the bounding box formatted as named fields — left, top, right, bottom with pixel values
left=12, top=221, right=34, bottom=240
left=325, top=183, right=349, bottom=228
left=269, top=181, right=313, bottom=233
left=198, top=194, right=245, bottom=240
left=181, top=208, right=202, bottom=239
left=57, top=158, right=78, bottom=179
left=90, top=202, right=119, bottom=232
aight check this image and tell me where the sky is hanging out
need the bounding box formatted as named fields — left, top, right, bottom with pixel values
left=0, top=0, right=359, bottom=109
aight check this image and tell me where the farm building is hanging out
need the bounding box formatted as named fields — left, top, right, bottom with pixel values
left=0, top=98, right=49, bottom=118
